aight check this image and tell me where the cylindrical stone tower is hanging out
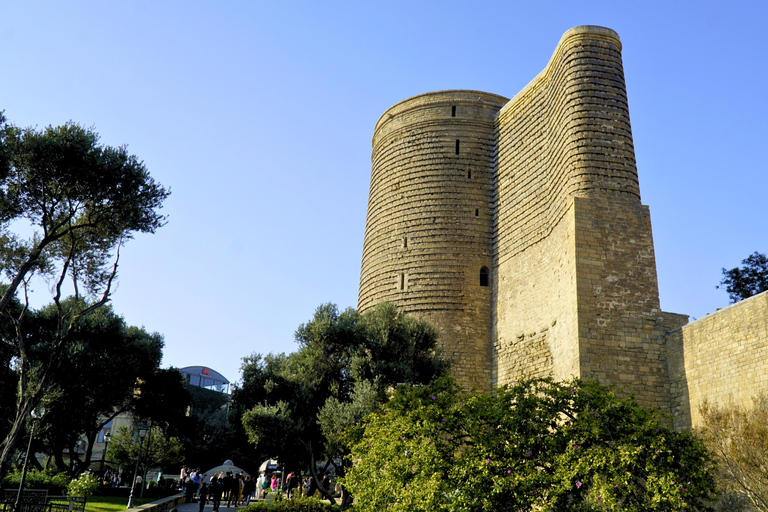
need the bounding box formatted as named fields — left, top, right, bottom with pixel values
left=358, top=90, right=508, bottom=390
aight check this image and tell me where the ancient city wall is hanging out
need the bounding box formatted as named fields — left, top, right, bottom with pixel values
left=359, top=90, right=508, bottom=390
left=492, top=26, right=668, bottom=410
left=665, top=291, right=768, bottom=430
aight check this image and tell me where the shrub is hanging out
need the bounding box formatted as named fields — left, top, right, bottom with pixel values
left=2, top=468, right=70, bottom=494
left=346, top=377, right=718, bottom=512
left=67, top=472, right=99, bottom=498
left=241, top=496, right=340, bottom=512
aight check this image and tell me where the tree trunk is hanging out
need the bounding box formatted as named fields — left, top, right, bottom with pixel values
left=307, top=450, right=336, bottom=506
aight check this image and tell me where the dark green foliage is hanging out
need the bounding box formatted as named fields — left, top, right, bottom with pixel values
left=0, top=114, right=169, bottom=475
left=241, top=497, right=340, bottom=512
left=17, top=304, right=188, bottom=476
left=178, top=384, right=233, bottom=470
left=107, top=425, right=183, bottom=479
left=235, top=302, right=448, bottom=502
left=345, top=378, right=717, bottom=512
left=2, top=468, right=70, bottom=494
left=719, top=251, right=768, bottom=303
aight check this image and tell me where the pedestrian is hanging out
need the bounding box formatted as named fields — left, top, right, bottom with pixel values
left=223, top=471, right=235, bottom=506
left=198, top=483, right=209, bottom=512
left=270, top=474, right=278, bottom=494
left=210, top=475, right=224, bottom=512
left=242, top=475, right=255, bottom=505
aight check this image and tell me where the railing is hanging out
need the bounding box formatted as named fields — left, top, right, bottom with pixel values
left=0, top=491, right=85, bottom=512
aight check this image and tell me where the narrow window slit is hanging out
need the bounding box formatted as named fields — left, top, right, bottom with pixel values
left=467, top=170, right=472, bottom=179
left=455, top=140, right=460, bottom=155
left=451, top=105, right=456, bottom=117
left=475, top=208, right=479, bottom=217
left=480, top=267, right=489, bottom=287
left=403, top=236, right=408, bottom=249
left=400, top=273, right=405, bottom=290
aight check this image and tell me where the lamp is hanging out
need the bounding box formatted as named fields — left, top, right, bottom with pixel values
left=126, top=426, right=148, bottom=509
left=99, top=430, right=112, bottom=482
left=14, top=406, right=45, bottom=512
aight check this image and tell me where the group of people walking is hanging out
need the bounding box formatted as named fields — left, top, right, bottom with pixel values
left=179, top=466, right=304, bottom=512
left=181, top=465, right=320, bottom=512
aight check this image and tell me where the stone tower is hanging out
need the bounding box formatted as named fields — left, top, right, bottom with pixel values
left=358, top=26, right=680, bottom=405
left=358, top=90, right=508, bottom=389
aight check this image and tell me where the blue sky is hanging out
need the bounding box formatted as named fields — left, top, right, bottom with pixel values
left=2, top=1, right=766, bottom=384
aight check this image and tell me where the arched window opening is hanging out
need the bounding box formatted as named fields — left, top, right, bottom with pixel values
left=480, top=267, right=489, bottom=287
left=467, top=169, right=472, bottom=179
left=451, top=105, right=457, bottom=117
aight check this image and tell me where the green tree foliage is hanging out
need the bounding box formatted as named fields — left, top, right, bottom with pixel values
left=235, top=303, right=448, bottom=504
left=699, top=394, right=768, bottom=512
left=107, top=425, right=183, bottom=478
left=241, top=496, right=340, bottom=511
left=1, top=468, right=70, bottom=494
left=27, top=304, right=189, bottom=476
left=0, top=113, right=169, bottom=474
left=344, top=378, right=717, bottom=512
left=719, top=251, right=768, bottom=303
left=178, top=384, right=232, bottom=471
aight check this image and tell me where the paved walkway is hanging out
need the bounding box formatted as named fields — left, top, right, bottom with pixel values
left=172, top=501, right=255, bottom=512
left=170, top=497, right=334, bottom=512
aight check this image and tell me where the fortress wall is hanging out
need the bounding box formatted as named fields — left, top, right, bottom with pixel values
left=665, top=291, right=768, bottom=430
left=493, top=27, right=666, bottom=406
left=359, top=91, right=508, bottom=390
left=573, top=197, right=667, bottom=410
left=492, top=202, right=579, bottom=384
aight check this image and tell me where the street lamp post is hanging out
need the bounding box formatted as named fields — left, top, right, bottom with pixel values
left=14, top=407, right=44, bottom=512
left=99, top=431, right=111, bottom=484
left=126, top=425, right=148, bottom=509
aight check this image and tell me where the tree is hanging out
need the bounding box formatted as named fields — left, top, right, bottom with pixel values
left=344, top=377, right=717, bottom=512
left=107, top=425, right=183, bottom=482
left=699, top=395, right=768, bottom=512
left=236, top=302, right=448, bottom=505
left=719, top=251, right=768, bottom=303
left=28, top=304, right=188, bottom=476
left=0, top=113, right=169, bottom=474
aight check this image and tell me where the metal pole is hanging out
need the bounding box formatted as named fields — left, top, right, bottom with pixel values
left=99, top=432, right=111, bottom=483
left=13, top=420, right=37, bottom=512
left=126, top=431, right=146, bottom=509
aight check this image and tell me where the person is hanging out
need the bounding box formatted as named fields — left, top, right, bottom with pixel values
left=242, top=475, right=256, bottom=505
left=270, top=474, right=278, bottom=494
left=222, top=471, right=235, bottom=506
left=306, top=475, right=317, bottom=498
left=210, top=475, right=224, bottom=512
left=198, top=483, right=209, bottom=512
left=284, top=472, right=295, bottom=499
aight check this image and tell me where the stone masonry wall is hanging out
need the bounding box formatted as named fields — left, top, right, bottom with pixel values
left=359, top=90, right=508, bottom=390
left=573, top=196, right=668, bottom=410
left=665, top=291, right=768, bottom=430
left=492, top=26, right=668, bottom=411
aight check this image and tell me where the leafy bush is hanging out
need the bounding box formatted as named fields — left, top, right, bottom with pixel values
left=241, top=496, right=340, bottom=512
left=67, top=472, right=99, bottom=498
left=2, top=468, right=70, bottom=494
left=345, top=377, right=718, bottom=512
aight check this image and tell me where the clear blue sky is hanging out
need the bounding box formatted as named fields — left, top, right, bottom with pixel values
left=3, top=1, right=766, bottom=385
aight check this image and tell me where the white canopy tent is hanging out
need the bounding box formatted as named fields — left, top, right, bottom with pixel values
left=201, top=459, right=250, bottom=482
